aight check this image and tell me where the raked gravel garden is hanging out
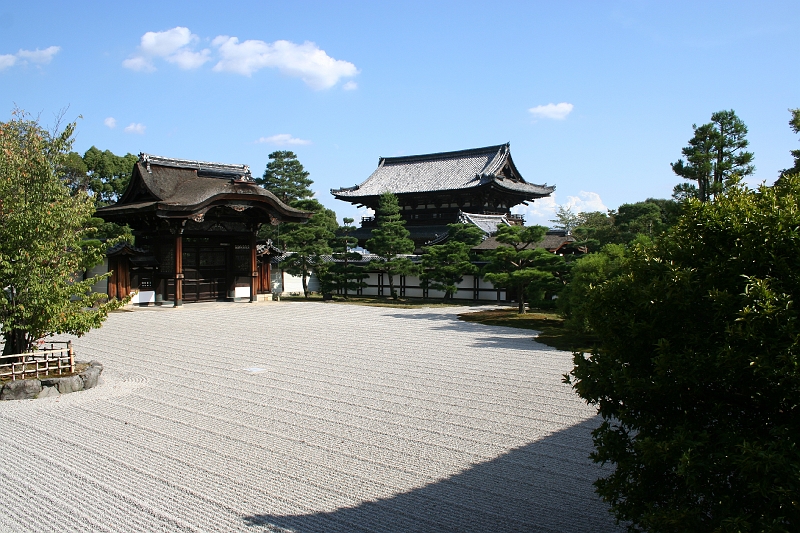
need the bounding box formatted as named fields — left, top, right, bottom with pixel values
left=0, top=301, right=621, bottom=533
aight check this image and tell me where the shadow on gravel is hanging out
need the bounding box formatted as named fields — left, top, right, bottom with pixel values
left=243, top=417, right=621, bottom=533
left=383, top=312, right=542, bottom=350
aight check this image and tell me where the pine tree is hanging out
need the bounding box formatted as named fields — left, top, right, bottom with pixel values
left=780, top=108, right=800, bottom=178
left=366, top=193, right=416, bottom=299
left=672, top=110, right=754, bottom=202
left=256, top=151, right=314, bottom=247
left=256, top=151, right=313, bottom=204
left=482, top=225, right=552, bottom=314
left=419, top=224, right=483, bottom=300
left=329, top=217, right=367, bottom=298
left=280, top=199, right=336, bottom=298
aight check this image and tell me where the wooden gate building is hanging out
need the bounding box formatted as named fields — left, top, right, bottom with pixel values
left=96, top=153, right=311, bottom=305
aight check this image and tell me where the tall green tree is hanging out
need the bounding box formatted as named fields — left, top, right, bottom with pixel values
left=419, top=224, right=483, bottom=300
left=671, top=110, right=754, bottom=202
left=557, top=243, right=629, bottom=334
left=329, top=217, right=367, bottom=298
left=256, top=150, right=313, bottom=246
left=549, top=205, right=580, bottom=233
left=566, top=178, right=800, bottom=531
left=60, top=151, right=89, bottom=193
left=0, top=111, right=123, bottom=356
left=482, top=225, right=550, bottom=314
left=366, top=192, right=416, bottom=299
left=780, top=107, right=800, bottom=178
left=82, top=146, right=138, bottom=206
left=256, top=150, right=313, bottom=205
left=572, top=211, right=619, bottom=251
left=280, top=199, right=336, bottom=298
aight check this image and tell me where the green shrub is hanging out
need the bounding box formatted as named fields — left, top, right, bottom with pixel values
left=566, top=177, right=800, bottom=532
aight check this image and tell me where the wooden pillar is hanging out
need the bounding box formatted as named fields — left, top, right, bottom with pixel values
left=108, top=257, right=118, bottom=300
left=250, top=234, right=257, bottom=302
left=120, top=256, right=131, bottom=297
left=174, top=230, right=184, bottom=307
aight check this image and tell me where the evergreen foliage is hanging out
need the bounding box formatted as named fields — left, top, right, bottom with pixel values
left=366, top=193, right=416, bottom=299
left=256, top=150, right=313, bottom=205
left=329, top=217, right=367, bottom=298
left=82, top=146, right=138, bottom=206
left=0, top=111, right=124, bottom=356
left=280, top=199, right=336, bottom=298
left=572, top=199, right=680, bottom=251
left=557, top=243, right=629, bottom=334
left=256, top=150, right=314, bottom=246
left=780, top=108, right=800, bottom=178
left=566, top=177, right=800, bottom=532
left=419, top=224, right=483, bottom=299
left=549, top=205, right=580, bottom=233
left=671, top=110, right=754, bottom=202
left=482, top=225, right=553, bottom=314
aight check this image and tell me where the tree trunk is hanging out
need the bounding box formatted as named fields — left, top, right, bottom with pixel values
left=388, top=272, right=396, bottom=299
left=302, top=270, right=309, bottom=298
left=518, top=281, right=526, bottom=314
left=2, top=329, right=30, bottom=358
left=343, top=257, right=349, bottom=299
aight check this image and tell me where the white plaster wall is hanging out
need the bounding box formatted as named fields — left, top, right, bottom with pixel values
left=84, top=258, right=109, bottom=295
left=280, top=271, right=320, bottom=295
left=130, top=290, right=155, bottom=304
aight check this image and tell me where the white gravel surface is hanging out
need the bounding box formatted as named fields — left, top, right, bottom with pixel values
left=0, top=302, right=621, bottom=533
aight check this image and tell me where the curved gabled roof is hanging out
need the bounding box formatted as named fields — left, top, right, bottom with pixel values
left=97, top=154, right=310, bottom=223
left=331, top=143, right=554, bottom=200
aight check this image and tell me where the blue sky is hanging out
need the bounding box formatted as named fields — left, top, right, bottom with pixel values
left=2, top=1, right=798, bottom=226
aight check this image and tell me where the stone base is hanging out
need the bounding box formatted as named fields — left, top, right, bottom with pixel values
left=0, top=361, right=104, bottom=401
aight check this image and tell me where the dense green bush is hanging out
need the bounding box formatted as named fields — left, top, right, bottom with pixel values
left=566, top=177, right=800, bottom=532
left=557, top=243, right=628, bottom=334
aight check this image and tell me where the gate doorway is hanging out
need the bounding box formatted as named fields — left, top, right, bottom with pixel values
left=181, top=241, right=229, bottom=302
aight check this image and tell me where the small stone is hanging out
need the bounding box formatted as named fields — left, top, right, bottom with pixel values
left=1, top=379, right=42, bottom=401
left=37, top=385, right=60, bottom=399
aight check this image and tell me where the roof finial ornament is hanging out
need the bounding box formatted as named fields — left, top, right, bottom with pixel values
left=139, top=152, right=152, bottom=173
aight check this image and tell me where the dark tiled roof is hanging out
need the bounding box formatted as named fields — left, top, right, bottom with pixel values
left=97, top=154, right=310, bottom=223
left=331, top=144, right=553, bottom=199
left=472, top=230, right=577, bottom=252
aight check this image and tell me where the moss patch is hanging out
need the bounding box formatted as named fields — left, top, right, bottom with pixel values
left=457, top=308, right=598, bottom=353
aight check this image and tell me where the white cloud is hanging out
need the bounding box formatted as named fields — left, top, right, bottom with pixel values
left=122, top=55, right=155, bottom=72
left=562, top=191, right=607, bottom=213
left=256, top=133, right=311, bottom=146
left=212, top=37, right=358, bottom=89
left=166, top=48, right=211, bottom=69
left=342, top=80, right=358, bottom=91
left=0, top=54, right=16, bottom=70
left=511, top=191, right=607, bottom=227
left=529, top=102, right=574, bottom=120
left=16, top=46, right=60, bottom=64
left=1, top=46, right=60, bottom=70
left=104, top=117, right=117, bottom=129
left=140, top=27, right=195, bottom=56
left=124, top=27, right=210, bottom=71
left=124, top=123, right=146, bottom=134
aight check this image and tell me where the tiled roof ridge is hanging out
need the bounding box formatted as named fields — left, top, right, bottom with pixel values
left=378, top=143, right=509, bottom=167
left=139, top=153, right=252, bottom=180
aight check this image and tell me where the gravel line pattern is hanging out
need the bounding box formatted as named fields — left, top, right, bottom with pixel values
left=0, top=302, right=621, bottom=532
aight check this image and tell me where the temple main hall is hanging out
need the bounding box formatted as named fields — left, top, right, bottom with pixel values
left=331, top=143, right=554, bottom=250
